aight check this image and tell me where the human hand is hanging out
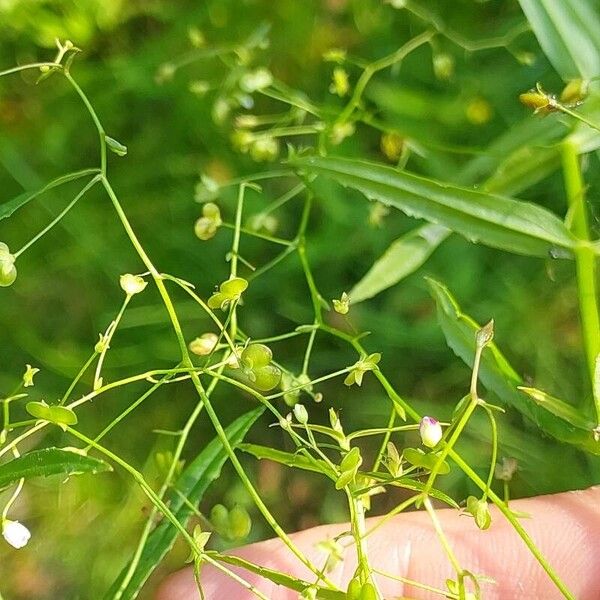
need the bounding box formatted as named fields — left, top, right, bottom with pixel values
left=156, top=486, right=600, bottom=599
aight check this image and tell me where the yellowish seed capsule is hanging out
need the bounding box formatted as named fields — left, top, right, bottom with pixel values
left=560, top=79, right=589, bottom=104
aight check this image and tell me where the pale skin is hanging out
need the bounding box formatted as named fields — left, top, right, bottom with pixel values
left=156, top=486, right=600, bottom=599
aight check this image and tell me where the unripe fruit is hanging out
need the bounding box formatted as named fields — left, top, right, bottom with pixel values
left=252, top=364, right=282, bottom=391
left=241, top=343, right=272, bottom=369
left=228, top=505, right=252, bottom=540
left=0, top=261, right=17, bottom=287
left=0, top=246, right=17, bottom=287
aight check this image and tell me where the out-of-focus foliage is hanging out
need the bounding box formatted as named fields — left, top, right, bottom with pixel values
left=0, top=1, right=599, bottom=598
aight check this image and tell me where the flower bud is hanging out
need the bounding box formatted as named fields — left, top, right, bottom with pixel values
left=332, top=292, right=350, bottom=315
left=22, top=364, right=40, bottom=388
left=120, top=274, right=147, bottom=295
left=189, top=333, right=219, bottom=356
left=329, top=67, right=350, bottom=97
left=560, top=79, right=589, bottom=104
left=293, top=403, right=309, bottom=424
left=240, top=68, right=273, bottom=93
left=419, top=416, right=442, bottom=448
left=380, top=132, right=404, bottom=162
left=329, top=122, right=355, bottom=145
left=249, top=137, right=279, bottom=162
left=0, top=245, right=17, bottom=287
left=433, top=53, right=454, bottom=81
left=2, top=519, right=31, bottom=549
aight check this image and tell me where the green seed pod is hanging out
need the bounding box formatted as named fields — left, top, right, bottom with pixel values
left=0, top=260, right=17, bottom=287
left=340, top=447, right=362, bottom=472
left=519, top=90, right=551, bottom=111
left=346, top=577, right=362, bottom=600
left=189, top=333, right=219, bottom=356
left=380, top=132, right=404, bottom=162
left=359, top=582, right=378, bottom=600
left=433, top=53, right=454, bottom=81
left=228, top=505, right=252, bottom=540
left=220, top=277, right=248, bottom=297
left=252, top=364, right=282, bottom=391
left=194, top=216, right=218, bottom=241
left=249, top=137, right=279, bottom=162
left=241, top=343, right=273, bottom=369
left=293, top=403, right=309, bottom=424
left=560, top=79, right=589, bottom=104
left=210, top=504, right=230, bottom=536
left=0, top=246, right=17, bottom=287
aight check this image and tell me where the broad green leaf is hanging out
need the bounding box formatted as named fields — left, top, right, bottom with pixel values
left=427, top=278, right=599, bottom=454
left=293, top=156, right=577, bottom=258
left=0, top=169, right=100, bottom=221
left=518, top=0, right=600, bottom=80
left=239, top=443, right=337, bottom=479
left=0, top=448, right=111, bottom=490
left=350, top=224, right=450, bottom=305
left=105, top=407, right=263, bottom=600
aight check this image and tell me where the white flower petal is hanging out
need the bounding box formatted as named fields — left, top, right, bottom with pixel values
left=2, top=520, right=31, bottom=549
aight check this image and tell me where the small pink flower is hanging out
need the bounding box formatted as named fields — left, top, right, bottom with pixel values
left=419, top=416, right=442, bottom=448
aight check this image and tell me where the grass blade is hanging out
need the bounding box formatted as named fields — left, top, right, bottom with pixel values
left=518, top=0, right=600, bottom=80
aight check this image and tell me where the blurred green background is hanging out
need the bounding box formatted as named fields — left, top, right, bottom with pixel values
left=0, top=1, right=599, bottom=598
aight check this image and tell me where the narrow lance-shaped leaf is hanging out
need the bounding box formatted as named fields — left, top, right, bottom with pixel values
left=105, top=407, right=264, bottom=600
left=518, top=0, right=600, bottom=80
left=293, top=156, right=578, bottom=258
left=349, top=223, right=450, bottom=305
left=0, top=169, right=100, bottom=221
left=206, top=552, right=347, bottom=599
left=239, top=443, right=337, bottom=479
left=427, top=277, right=599, bottom=454
left=0, top=448, right=111, bottom=491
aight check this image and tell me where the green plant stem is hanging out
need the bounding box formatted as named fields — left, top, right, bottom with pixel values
left=482, top=406, right=498, bottom=501
left=229, top=184, right=246, bottom=341
left=449, top=450, right=574, bottom=600
left=336, top=31, right=434, bottom=125
left=320, top=324, right=574, bottom=598
left=90, top=374, right=176, bottom=449
left=561, top=141, right=600, bottom=402
left=93, top=295, right=131, bottom=390
left=557, top=105, right=600, bottom=134
left=221, top=222, right=293, bottom=246
left=0, top=62, right=60, bottom=78
left=260, top=182, right=305, bottom=216
left=14, top=175, right=101, bottom=258
left=373, top=567, right=457, bottom=599
left=424, top=497, right=465, bottom=598
left=66, top=427, right=269, bottom=600
left=100, top=175, right=333, bottom=587
left=116, top=366, right=223, bottom=597
left=59, top=351, right=99, bottom=405
left=1, top=448, right=24, bottom=522
left=371, top=408, right=396, bottom=472
left=64, top=72, right=107, bottom=174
